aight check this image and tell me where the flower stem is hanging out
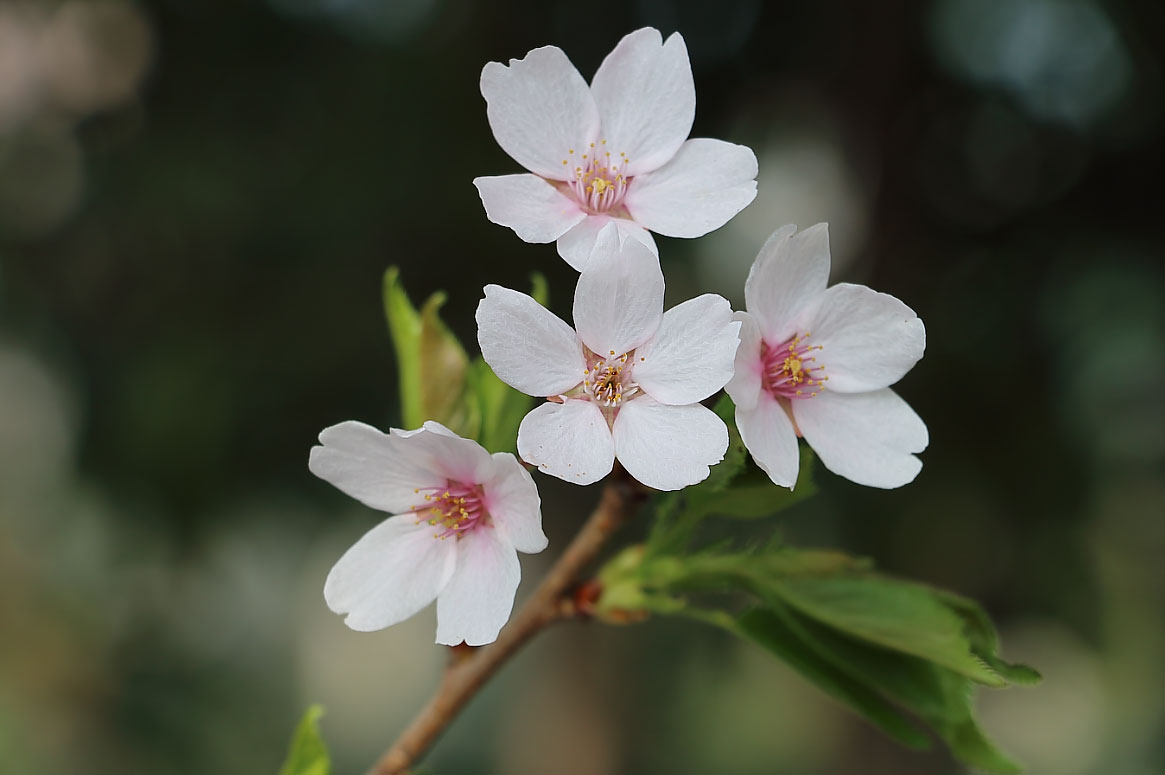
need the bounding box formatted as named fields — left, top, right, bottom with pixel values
left=369, top=470, right=645, bottom=775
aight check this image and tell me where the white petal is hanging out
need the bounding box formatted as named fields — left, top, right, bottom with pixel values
left=435, top=526, right=521, bottom=646
left=744, top=223, right=831, bottom=344
left=474, top=174, right=585, bottom=243
left=590, top=29, right=695, bottom=176
left=736, top=393, right=800, bottom=488
left=309, top=421, right=443, bottom=513
left=792, top=388, right=928, bottom=489
left=612, top=396, right=728, bottom=491
left=324, top=515, right=456, bottom=632
left=724, top=311, right=763, bottom=412
left=480, top=46, right=599, bottom=180
left=387, top=423, right=495, bottom=484
left=556, top=214, right=612, bottom=271
left=484, top=451, right=547, bottom=554
left=392, top=420, right=459, bottom=440
left=611, top=217, right=659, bottom=256
left=572, top=224, right=664, bottom=356
left=517, top=400, right=614, bottom=485
left=808, top=283, right=926, bottom=393
left=634, top=294, right=740, bottom=405
left=556, top=215, right=659, bottom=272
left=477, top=285, right=585, bottom=397
left=625, top=138, right=758, bottom=238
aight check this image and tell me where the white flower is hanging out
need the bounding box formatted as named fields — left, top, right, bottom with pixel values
left=725, top=224, right=928, bottom=489
left=473, top=27, right=758, bottom=271
left=309, top=420, right=547, bottom=646
left=476, top=224, right=741, bottom=490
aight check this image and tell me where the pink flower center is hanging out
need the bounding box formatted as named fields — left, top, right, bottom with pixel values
left=412, top=481, right=490, bottom=540
left=762, top=333, right=828, bottom=400
left=560, top=140, right=631, bottom=215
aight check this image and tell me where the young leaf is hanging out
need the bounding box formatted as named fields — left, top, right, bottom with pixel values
left=734, top=607, right=932, bottom=750
left=528, top=270, right=549, bottom=307
left=279, top=705, right=331, bottom=775
left=645, top=395, right=762, bottom=556
left=925, top=670, right=1023, bottom=774
left=646, top=402, right=821, bottom=560
left=772, top=604, right=1023, bottom=773
left=466, top=358, right=521, bottom=453
left=597, top=543, right=1031, bottom=770
left=382, top=267, right=477, bottom=436
left=419, top=291, right=479, bottom=436
left=761, top=548, right=872, bottom=577
left=769, top=576, right=1006, bottom=687
left=655, top=548, right=869, bottom=592
left=383, top=267, right=425, bottom=428
left=935, top=591, right=1043, bottom=685
left=685, top=445, right=815, bottom=520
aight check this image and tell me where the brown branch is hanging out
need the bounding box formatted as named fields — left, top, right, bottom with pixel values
left=369, top=471, right=645, bottom=775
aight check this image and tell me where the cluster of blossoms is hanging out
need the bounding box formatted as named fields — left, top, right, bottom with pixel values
left=310, top=29, right=927, bottom=646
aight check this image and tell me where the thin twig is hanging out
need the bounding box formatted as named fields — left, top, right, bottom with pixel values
left=369, top=471, right=645, bottom=775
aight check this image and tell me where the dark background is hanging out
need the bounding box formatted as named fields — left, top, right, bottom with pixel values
left=1, top=1, right=1162, bottom=773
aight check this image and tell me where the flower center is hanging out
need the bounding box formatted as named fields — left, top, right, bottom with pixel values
left=412, top=481, right=490, bottom=540
left=762, top=333, right=828, bottom=400
left=560, top=140, right=631, bottom=215
left=583, top=348, right=640, bottom=408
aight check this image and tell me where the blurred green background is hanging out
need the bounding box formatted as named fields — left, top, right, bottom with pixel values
left=1, top=1, right=1162, bottom=773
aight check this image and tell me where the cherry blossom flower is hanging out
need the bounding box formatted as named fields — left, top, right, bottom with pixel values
left=725, top=224, right=928, bottom=489
left=473, top=27, right=758, bottom=271
left=476, top=224, right=741, bottom=490
left=309, top=420, right=547, bottom=646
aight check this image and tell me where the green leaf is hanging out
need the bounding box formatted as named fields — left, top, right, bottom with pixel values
left=418, top=292, right=478, bottom=436
left=528, top=271, right=550, bottom=307
left=933, top=702, right=1023, bottom=775
left=466, top=358, right=521, bottom=453
left=382, top=267, right=477, bottom=436
left=734, top=607, right=932, bottom=750
left=629, top=543, right=1031, bottom=772
left=769, top=575, right=1006, bottom=687
left=646, top=399, right=820, bottom=558
left=650, top=548, right=869, bottom=592
left=775, top=603, right=953, bottom=717
left=685, top=445, right=816, bottom=520
left=935, top=591, right=1043, bottom=685
left=279, top=705, right=331, bottom=775
left=692, top=600, right=1024, bottom=772
left=647, top=395, right=786, bottom=556
left=383, top=267, right=424, bottom=428
left=772, top=605, right=1023, bottom=773
left=693, top=484, right=782, bottom=518
left=760, top=548, right=872, bottom=576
